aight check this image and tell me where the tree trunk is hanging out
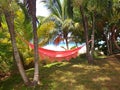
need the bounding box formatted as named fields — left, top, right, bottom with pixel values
left=65, top=37, right=69, bottom=50
left=109, top=35, right=113, bottom=54
left=63, top=31, right=69, bottom=49
left=32, top=15, right=39, bottom=85
left=90, top=12, right=95, bottom=60
left=106, top=33, right=111, bottom=55
left=106, top=38, right=109, bottom=55
left=80, top=6, right=93, bottom=64
left=31, top=0, right=39, bottom=85
left=4, top=11, right=30, bottom=85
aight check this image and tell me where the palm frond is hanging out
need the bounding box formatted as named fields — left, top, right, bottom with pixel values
left=66, top=0, right=73, bottom=18
left=55, top=0, right=62, bottom=16
left=17, top=2, right=31, bottom=23
left=24, top=0, right=38, bottom=22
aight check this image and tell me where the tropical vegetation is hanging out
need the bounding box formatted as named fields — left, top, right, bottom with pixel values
left=0, top=0, right=120, bottom=89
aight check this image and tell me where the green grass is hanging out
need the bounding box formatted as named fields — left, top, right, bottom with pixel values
left=0, top=54, right=120, bottom=90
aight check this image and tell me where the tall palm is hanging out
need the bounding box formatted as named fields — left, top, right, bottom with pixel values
left=73, top=0, right=111, bottom=63
left=88, top=0, right=119, bottom=55
left=43, top=0, right=73, bottom=49
left=73, top=0, right=94, bottom=63
left=0, top=0, right=30, bottom=85
left=24, top=0, right=39, bottom=85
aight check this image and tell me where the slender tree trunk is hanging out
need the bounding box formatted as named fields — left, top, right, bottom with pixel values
left=106, top=38, right=109, bottom=55
left=65, top=37, right=69, bottom=49
left=80, top=6, right=93, bottom=64
left=63, top=32, right=69, bottom=49
left=25, top=0, right=39, bottom=86
left=31, top=0, right=39, bottom=85
left=4, top=11, right=30, bottom=85
left=75, top=41, right=78, bottom=47
left=106, top=34, right=111, bottom=55
left=109, top=35, right=113, bottom=54
left=90, top=12, right=95, bottom=60
left=32, top=15, right=39, bottom=85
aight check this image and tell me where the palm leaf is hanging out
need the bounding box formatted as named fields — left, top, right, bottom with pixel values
left=17, top=2, right=31, bottom=23
left=24, top=0, right=38, bottom=22
left=66, top=0, right=73, bottom=18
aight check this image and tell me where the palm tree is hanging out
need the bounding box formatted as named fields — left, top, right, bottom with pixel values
left=37, top=20, right=56, bottom=46
left=42, top=0, right=73, bottom=49
left=0, top=0, right=30, bottom=85
left=73, top=0, right=115, bottom=63
left=72, top=0, right=94, bottom=63
left=79, top=5, right=93, bottom=63
left=24, top=0, right=39, bottom=85
left=89, top=0, right=120, bottom=55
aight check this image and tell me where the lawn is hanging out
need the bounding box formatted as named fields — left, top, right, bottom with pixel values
left=0, top=54, right=120, bottom=90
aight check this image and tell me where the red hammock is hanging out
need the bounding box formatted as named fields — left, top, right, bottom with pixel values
left=29, top=43, right=85, bottom=62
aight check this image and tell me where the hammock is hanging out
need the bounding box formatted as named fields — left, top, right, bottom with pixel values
left=29, top=43, right=85, bottom=62
left=16, top=32, right=89, bottom=62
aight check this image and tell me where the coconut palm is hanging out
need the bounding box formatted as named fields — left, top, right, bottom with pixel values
left=0, top=0, right=30, bottom=85
left=42, top=0, right=74, bottom=49
left=72, top=0, right=114, bottom=63
left=24, top=0, right=39, bottom=85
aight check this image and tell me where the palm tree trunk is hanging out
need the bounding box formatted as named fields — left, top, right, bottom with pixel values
left=4, top=11, right=30, bottom=85
left=31, top=0, right=39, bottom=85
left=65, top=37, right=69, bottom=50
left=90, top=12, right=95, bottom=60
left=106, top=35, right=111, bottom=55
left=63, top=32, right=69, bottom=49
left=24, top=0, right=39, bottom=86
left=32, top=15, right=39, bottom=85
left=109, top=37, right=113, bottom=54
left=80, top=6, right=93, bottom=64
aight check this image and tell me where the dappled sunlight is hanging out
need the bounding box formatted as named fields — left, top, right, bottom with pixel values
left=38, top=56, right=120, bottom=90
left=92, top=76, right=111, bottom=82
left=107, top=60, right=120, bottom=71
left=1, top=55, right=120, bottom=90
left=44, top=62, right=62, bottom=68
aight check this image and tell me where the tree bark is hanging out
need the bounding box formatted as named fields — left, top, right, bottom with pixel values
left=4, top=11, right=30, bottom=85
left=63, top=30, right=69, bottom=49
left=32, top=15, right=39, bottom=85
left=24, top=0, right=39, bottom=86
left=31, top=0, right=39, bottom=85
left=106, top=37, right=110, bottom=55
left=90, top=12, right=95, bottom=60
left=80, top=6, right=93, bottom=64
left=64, top=35, right=69, bottom=50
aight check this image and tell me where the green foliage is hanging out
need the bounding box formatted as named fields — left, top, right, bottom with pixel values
left=13, top=5, right=34, bottom=69
left=38, top=21, right=55, bottom=37
left=15, top=9, right=33, bottom=41
left=37, top=21, right=56, bottom=46
left=0, top=21, right=13, bottom=72
left=0, top=0, right=19, bottom=12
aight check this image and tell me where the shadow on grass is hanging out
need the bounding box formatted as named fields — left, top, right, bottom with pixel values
left=114, top=54, right=120, bottom=62
left=38, top=55, right=120, bottom=90
left=0, top=54, right=120, bottom=90
left=0, top=74, right=22, bottom=90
